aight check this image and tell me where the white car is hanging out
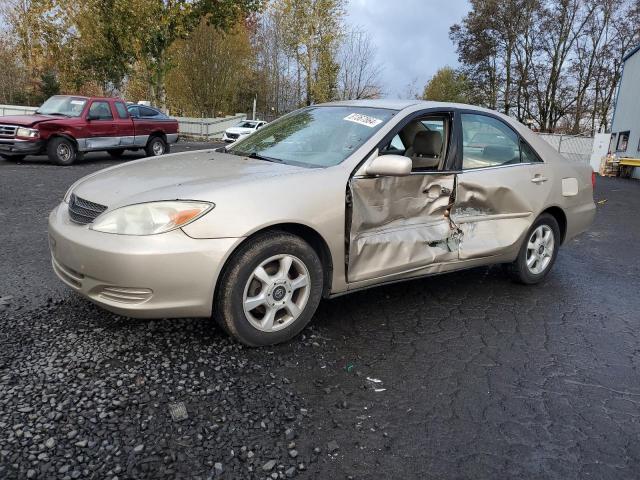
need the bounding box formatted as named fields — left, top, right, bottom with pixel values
left=222, top=120, right=267, bottom=143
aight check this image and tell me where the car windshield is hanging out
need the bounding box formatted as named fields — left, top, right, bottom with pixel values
left=228, top=106, right=395, bottom=167
left=37, top=96, right=87, bottom=117
left=237, top=121, right=259, bottom=128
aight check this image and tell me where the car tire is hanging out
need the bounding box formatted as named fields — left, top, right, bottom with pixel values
left=1, top=154, right=26, bottom=162
left=109, top=149, right=125, bottom=158
left=145, top=136, right=168, bottom=157
left=508, top=213, right=560, bottom=285
left=214, top=232, right=324, bottom=346
left=47, top=137, right=78, bottom=165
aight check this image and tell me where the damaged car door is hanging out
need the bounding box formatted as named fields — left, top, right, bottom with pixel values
left=450, top=112, right=552, bottom=259
left=347, top=113, right=459, bottom=283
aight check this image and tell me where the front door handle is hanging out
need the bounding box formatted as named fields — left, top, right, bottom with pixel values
left=531, top=175, right=548, bottom=184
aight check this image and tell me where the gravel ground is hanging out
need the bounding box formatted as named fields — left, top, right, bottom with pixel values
left=1, top=151, right=639, bottom=479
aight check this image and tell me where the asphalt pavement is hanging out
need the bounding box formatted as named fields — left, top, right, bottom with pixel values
left=1, top=148, right=639, bottom=479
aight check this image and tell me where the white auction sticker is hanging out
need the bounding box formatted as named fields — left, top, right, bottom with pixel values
left=70, top=100, right=85, bottom=105
left=344, top=113, right=383, bottom=128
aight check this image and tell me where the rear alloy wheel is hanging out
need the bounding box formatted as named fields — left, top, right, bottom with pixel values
left=145, top=136, right=168, bottom=157
left=214, top=232, right=324, bottom=346
left=508, top=213, right=560, bottom=284
left=47, top=137, right=78, bottom=166
left=109, top=149, right=125, bottom=158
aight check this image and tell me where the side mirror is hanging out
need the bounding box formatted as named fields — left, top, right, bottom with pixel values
left=366, top=154, right=412, bottom=177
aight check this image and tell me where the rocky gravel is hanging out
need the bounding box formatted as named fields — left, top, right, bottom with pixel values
left=1, top=153, right=640, bottom=479
left=0, top=297, right=326, bottom=479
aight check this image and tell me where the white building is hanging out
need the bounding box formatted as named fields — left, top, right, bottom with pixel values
left=610, top=44, right=640, bottom=179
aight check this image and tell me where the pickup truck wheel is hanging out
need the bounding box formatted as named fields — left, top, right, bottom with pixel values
left=109, top=149, right=125, bottom=158
left=1, top=154, right=25, bottom=162
left=145, top=136, right=168, bottom=157
left=47, top=137, right=77, bottom=166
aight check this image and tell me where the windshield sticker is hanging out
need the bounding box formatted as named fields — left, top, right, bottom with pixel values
left=344, top=113, right=383, bottom=128
left=70, top=100, right=85, bottom=105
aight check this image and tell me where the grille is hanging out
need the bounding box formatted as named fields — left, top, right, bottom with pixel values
left=0, top=125, right=17, bottom=137
left=227, top=133, right=239, bottom=139
left=68, top=193, right=108, bottom=224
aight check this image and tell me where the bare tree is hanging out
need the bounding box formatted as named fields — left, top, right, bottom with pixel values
left=337, top=28, right=383, bottom=100
left=451, top=0, right=640, bottom=133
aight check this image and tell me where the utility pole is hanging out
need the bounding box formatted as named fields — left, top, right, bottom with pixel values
left=252, top=96, right=257, bottom=120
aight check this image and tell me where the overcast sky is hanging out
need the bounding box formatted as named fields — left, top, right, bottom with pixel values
left=346, top=0, right=471, bottom=98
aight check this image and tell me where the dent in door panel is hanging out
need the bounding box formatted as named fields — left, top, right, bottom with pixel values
left=348, top=174, right=458, bottom=282
left=452, top=168, right=548, bottom=260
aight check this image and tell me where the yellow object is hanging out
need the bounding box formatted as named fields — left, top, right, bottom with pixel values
left=619, top=158, right=640, bottom=167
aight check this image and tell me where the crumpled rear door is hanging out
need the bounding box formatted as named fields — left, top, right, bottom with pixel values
left=347, top=173, right=458, bottom=283
left=452, top=163, right=552, bottom=259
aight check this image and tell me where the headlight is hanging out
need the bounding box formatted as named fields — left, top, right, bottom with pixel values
left=90, top=201, right=214, bottom=235
left=63, top=185, right=75, bottom=203
left=16, top=127, right=39, bottom=139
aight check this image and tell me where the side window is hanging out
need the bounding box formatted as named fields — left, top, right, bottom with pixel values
left=616, top=131, right=629, bottom=152
left=115, top=102, right=129, bottom=119
left=379, top=134, right=406, bottom=154
left=520, top=140, right=542, bottom=163
left=390, top=134, right=405, bottom=151
left=462, top=114, right=520, bottom=169
left=128, top=106, right=139, bottom=118
left=379, top=115, right=450, bottom=171
left=88, top=101, right=113, bottom=120
left=140, top=106, right=158, bottom=117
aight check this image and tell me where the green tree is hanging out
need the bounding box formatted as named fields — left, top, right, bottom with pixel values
left=422, top=67, right=471, bottom=104
left=277, top=0, right=344, bottom=106
left=165, top=20, right=253, bottom=116
left=132, top=0, right=263, bottom=108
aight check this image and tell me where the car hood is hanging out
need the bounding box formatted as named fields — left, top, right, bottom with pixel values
left=71, top=150, right=308, bottom=208
left=226, top=127, right=254, bottom=135
left=0, top=114, right=63, bottom=127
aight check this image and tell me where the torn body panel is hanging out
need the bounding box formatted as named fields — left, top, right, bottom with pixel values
left=347, top=174, right=457, bottom=282
left=452, top=164, right=552, bottom=260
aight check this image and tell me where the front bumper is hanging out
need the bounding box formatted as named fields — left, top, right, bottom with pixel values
left=0, top=139, right=43, bottom=155
left=48, top=203, right=242, bottom=318
left=222, top=133, right=242, bottom=143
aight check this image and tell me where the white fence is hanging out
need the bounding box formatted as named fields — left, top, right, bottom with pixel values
left=177, top=114, right=246, bottom=139
left=0, top=104, right=246, bottom=140
left=539, top=133, right=594, bottom=165
left=0, top=104, right=37, bottom=116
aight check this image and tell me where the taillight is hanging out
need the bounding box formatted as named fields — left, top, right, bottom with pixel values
left=592, top=171, right=596, bottom=189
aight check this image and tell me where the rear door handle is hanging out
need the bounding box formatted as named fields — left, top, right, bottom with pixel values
left=531, top=176, right=548, bottom=184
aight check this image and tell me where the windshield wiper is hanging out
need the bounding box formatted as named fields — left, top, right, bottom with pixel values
left=245, top=152, right=283, bottom=163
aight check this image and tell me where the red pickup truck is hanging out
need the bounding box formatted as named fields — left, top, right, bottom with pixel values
left=0, top=95, right=179, bottom=165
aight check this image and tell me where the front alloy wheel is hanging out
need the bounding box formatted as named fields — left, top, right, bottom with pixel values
left=243, top=254, right=311, bottom=332
left=215, top=232, right=324, bottom=346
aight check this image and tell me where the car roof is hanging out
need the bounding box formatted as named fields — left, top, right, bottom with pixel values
left=316, top=99, right=514, bottom=114
left=316, top=99, right=422, bottom=110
